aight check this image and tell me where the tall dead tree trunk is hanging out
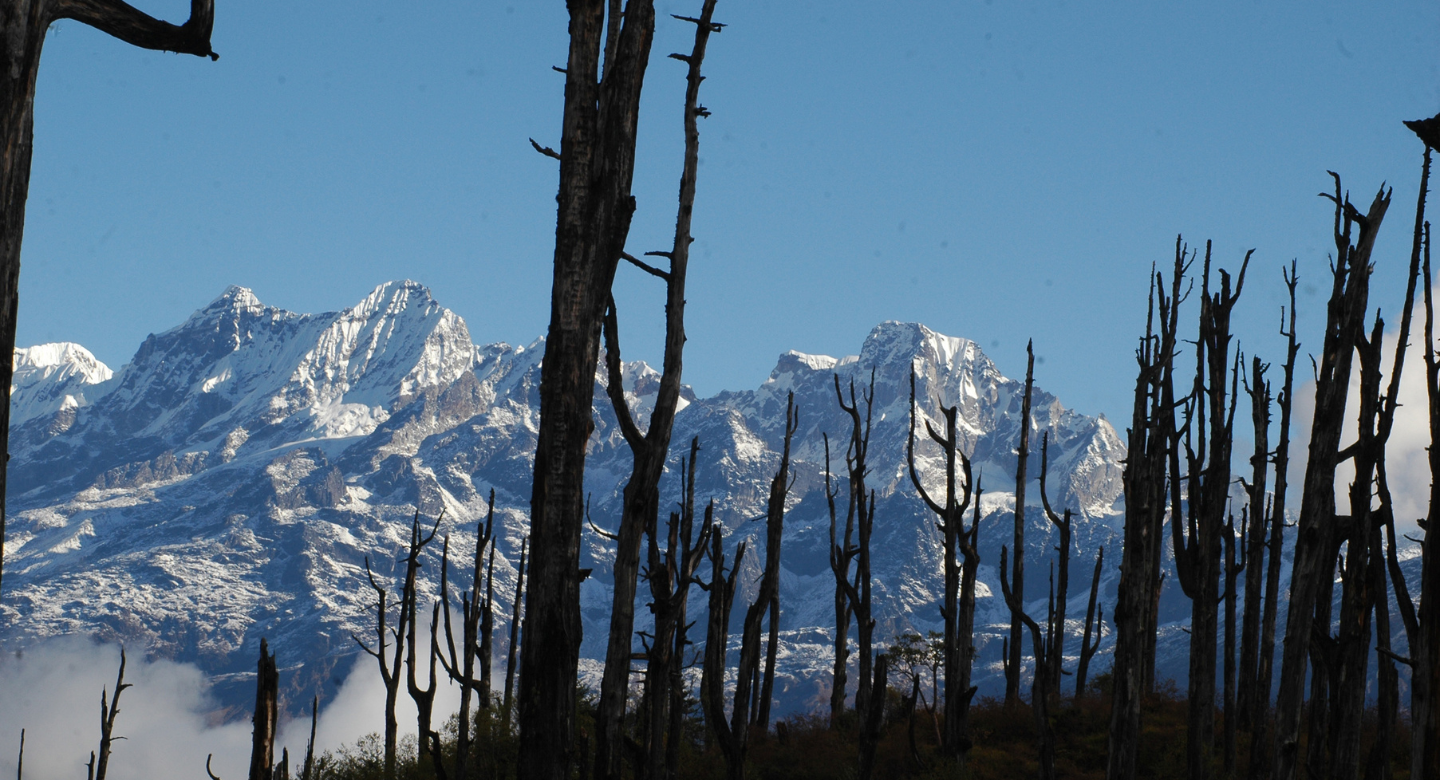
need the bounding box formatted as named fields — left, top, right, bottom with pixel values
left=834, top=372, right=878, bottom=723
left=518, top=2, right=661, bottom=775
left=94, top=648, right=131, bottom=780
left=1272, top=176, right=1391, bottom=780
left=1075, top=547, right=1105, bottom=698
left=248, top=640, right=278, bottom=780
left=825, top=429, right=857, bottom=729
left=906, top=370, right=977, bottom=764
left=1006, top=343, right=1036, bottom=709
left=1172, top=241, right=1248, bottom=780
left=1108, top=249, right=1186, bottom=780
left=593, top=5, right=721, bottom=777
left=439, top=495, right=494, bottom=780
left=700, top=525, right=747, bottom=780
left=1248, top=261, right=1301, bottom=780
left=1038, top=432, right=1072, bottom=699
left=0, top=0, right=217, bottom=599
left=400, top=517, right=445, bottom=779
left=639, top=438, right=714, bottom=780
left=504, top=537, right=527, bottom=724
left=1223, top=509, right=1246, bottom=777
left=1000, top=545, right=1056, bottom=780
left=1238, top=356, right=1271, bottom=730
left=857, top=651, right=888, bottom=780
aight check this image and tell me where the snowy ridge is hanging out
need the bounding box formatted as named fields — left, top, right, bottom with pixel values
left=4, top=287, right=1140, bottom=716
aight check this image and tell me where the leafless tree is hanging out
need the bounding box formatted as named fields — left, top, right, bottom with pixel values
left=0, top=0, right=217, bottom=597
left=699, top=521, right=747, bottom=780
left=247, top=640, right=278, bottom=780
left=1038, top=432, right=1072, bottom=699
left=1006, top=343, right=1036, bottom=709
left=592, top=4, right=722, bottom=777
left=94, top=647, right=131, bottom=780
left=1237, top=355, right=1270, bottom=731
left=1000, top=545, right=1056, bottom=780
left=399, top=517, right=445, bottom=779
left=833, top=372, right=879, bottom=725
left=503, top=537, right=527, bottom=723
left=1222, top=508, right=1246, bottom=776
left=1248, top=261, right=1300, bottom=780
left=1272, top=176, right=1390, bottom=780
left=637, top=437, right=715, bottom=780
left=857, top=651, right=888, bottom=780
left=824, top=429, right=856, bottom=729
left=437, top=491, right=497, bottom=780
left=1107, top=248, right=1186, bottom=780
left=1074, top=547, right=1105, bottom=698
left=517, top=1, right=667, bottom=774
left=300, top=696, right=318, bottom=780
left=906, top=370, right=978, bottom=763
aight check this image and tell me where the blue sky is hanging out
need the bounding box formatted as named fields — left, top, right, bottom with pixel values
left=17, top=0, right=1440, bottom=424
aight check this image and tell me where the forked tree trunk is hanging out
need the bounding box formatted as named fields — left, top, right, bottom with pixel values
left=517, top=2, right=659, bottom=776
left=1273, top=177, right=1390, bottom=780
left=0, top=0, right=216, bottom=599
left=1107, top=246, right=1184, bottom=780
left=1038, top=432, right=1072, bottom=699
left=835, top=372, right=878, bottom=722
left=1075, top=547, right=1105, bottom=698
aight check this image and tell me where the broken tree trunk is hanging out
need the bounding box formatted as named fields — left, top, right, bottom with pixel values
left=1001, top=545, right=1056, bottom=780
left=94, top=647, right=131, bottom=780
left=700, top=524, right=747, bottom=780
left=247, top=640, right=278, bottom=780
left=825, top=430, right=857, bottom=729
left=1006, top=342, right=1035, bottom=709
left=1238, top=355, right=1271, bottom=731
left=1273, top=177, right=1390, bottom=780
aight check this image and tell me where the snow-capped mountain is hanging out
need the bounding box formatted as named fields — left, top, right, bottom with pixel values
left=3, top=281, right=1152, bottom=716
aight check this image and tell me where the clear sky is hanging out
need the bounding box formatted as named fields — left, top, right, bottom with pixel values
left=16, top=0, right=1440, bottom=425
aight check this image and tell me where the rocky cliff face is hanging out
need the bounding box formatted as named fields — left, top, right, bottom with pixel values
left=3, top=281, right=1142, bottom=716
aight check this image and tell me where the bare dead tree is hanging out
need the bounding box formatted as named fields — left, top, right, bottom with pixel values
left=94, top=647, right=131, bottom=780
left=1248, top=262, right=1301, bottom=780
left=247, top=640, right=278, bottom=780
left=504, top=537, right=528, bottom=723
left=1223, top=508, right=1246, bottom=776
left=1272, top=176, right=1390, bottom=780
left=699, top=523, right=747, bottom=780
left=857, top=651, right=888, bottom=780
left=824, top=430, right=857, bottom=729
left=300, top=696, right=318, bottom=780
left=906, top=370, right=978, bottom=763
left=396, top=514, right=444, bottom=779
left=834, top=371, right=879, bottom=723
left=728, top=396, right=798, bottom=767
left=1038, top=432, right=1073, bottom=699
left=1006, top=342, right=1036, bottom=709
left=518, top=1, right=667, bottom=774
left=1074, top=546, right=1105, bottom=698
left=0, top=0, right=217, bottom=598
left=1237, top=355, right=1271, bottom=731
left=1171, top=241, right=1248, bottom=780
left=1000, top=545, right=1056, bottom=780
left=1108, top=248, right=1187, bottom=780
left=438, top=493, right=495, bottom=780
left=592, top=5, right=722, bottom=777
left=14, top=728, right=20, bottom=780
left=637, top=437, right=715, bottom=780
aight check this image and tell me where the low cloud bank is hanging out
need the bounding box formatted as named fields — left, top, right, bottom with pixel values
left=0, top=633, right=467, bottom=780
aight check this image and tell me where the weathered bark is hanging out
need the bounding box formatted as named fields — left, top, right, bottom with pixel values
left=504, top=537, right=527, bottom=722
left=1238, top=356, right=1271, bottom=730
left=1075, top=547, right=1105, bottom=698
left=592, top=5, right=719, bottom=776
left=1365, top=516, right=1396, bottom=780
left=1006, top=343, right=1036, bottom=709
left=1000, top=545, right=1055, bottom=780
left=518, top=2, right=659, bottom=776
left=1273, top=177, right=1391, bottom=780
left=1038, top=432, right=1072, bottom=699
left=906, top=370, right=977, bottom=763
left=1248, top=261, right=1300, bottom=780
left=95, top=647, right=131, bottom=780
left=857, top=652, right=888, bottom=780
left=639, top=438, right=716, bottom=780
left=700, top=525, right=747, bottom=780
left=247, top=640, right=278, bottom=780
left=1108, top=248, right=1185, bottom=780
left=300, top=696, right=318, bottom=780
left=0, top=0, right=216, bottom=599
